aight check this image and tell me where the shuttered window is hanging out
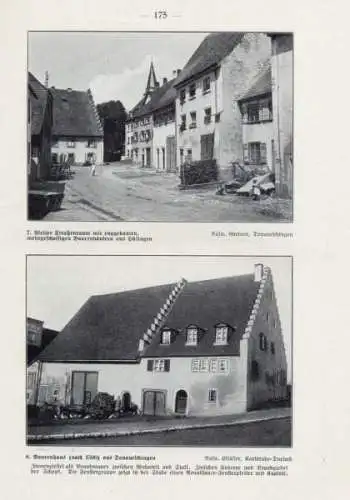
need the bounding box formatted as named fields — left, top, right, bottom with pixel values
left=147, top=359, right=170, bottom=372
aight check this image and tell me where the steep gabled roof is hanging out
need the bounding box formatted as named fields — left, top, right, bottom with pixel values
left=28, top=72, right=50, bottom=136
left=51, top=87, right=103, bottom=138
left=38, top=283, right=175, bottom=362
left=38, top=273, right=261, bottom=363
left=174, top=32, right=245, bottom=87
left=144, top=274, right=260, bottom=358
left=239, top=65, right=272, bottom=101
left=128, top=78, right=176, bottom=119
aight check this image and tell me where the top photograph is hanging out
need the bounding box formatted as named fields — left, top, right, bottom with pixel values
left=27, top=31, right=293, bottom=223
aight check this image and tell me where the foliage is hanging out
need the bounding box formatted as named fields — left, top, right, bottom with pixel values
left=180, top=159, right=218, bottom=186
left=86, top=392, right=116, bottom=420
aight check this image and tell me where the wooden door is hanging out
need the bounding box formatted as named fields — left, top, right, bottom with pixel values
left=175, top=390, right=187, bottom=414
left=200, top=133, right=214, bottom=160
left=143, top=390, right=166, bottom=416
left=166, top=136, right=176, bottom=171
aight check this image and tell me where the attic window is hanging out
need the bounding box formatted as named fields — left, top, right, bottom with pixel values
left=214, top=325, right=228, bottom=345
left=189, top=83, right=196, bottom=99
left=186, top=326, right=198, bottom=346
left=161, top=330, right=172, bottom=345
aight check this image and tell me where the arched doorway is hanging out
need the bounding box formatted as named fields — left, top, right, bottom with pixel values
left=175, top=390, right=188, bottom=414
left=122, top=392, right=131, bottom=412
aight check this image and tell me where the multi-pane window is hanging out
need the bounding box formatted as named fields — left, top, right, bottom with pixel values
left=204, top=107, right=212, bottom=124
left=186, top=327, right=198, bottom=345
left=147, top=359, right=170, bottom=372
left=259, top=332, right=268, bottom=351
left=189, top=111, right=197, bottom=128
left=180, top=114, right=186, bottom=132
left=245, top=142, right=267, bottom=165
left=203, top=76, right=211, bottom=93
left=199, top=359, right=209, bottom=372
left=161, top=330, right=171, bottom=345
left=192, top=358, right=229, bottom=374
left=66, top=140, right=75, bottom=148
left=208, top=389, right=217, bottom=403
left=215, top=325, right=228, bottom=345
left=180, top=89, right=186, bottom=104
left=189, top=83, right=196, bottom=99
left=241, top=97, right=272, bottom=123
left=218, top=359, right=229, bottom=373
left=87, top=140, right=97, bottom=148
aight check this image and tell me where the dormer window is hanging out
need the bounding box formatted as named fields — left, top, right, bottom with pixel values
left=186, top=326, right=198, bottom=346
left=214, top=324, right=228, bottom=345
left=161, top=329, right=172, bottom=345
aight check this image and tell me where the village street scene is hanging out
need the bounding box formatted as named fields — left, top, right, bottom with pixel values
left=28, top=32, right=293, bottom=222
left=27, top=256, right=292, bottom=446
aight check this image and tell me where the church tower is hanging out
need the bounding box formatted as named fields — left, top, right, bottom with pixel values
left=143, top=61, right=158, bottom=103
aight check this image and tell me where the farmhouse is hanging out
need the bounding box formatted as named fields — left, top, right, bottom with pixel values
left=34, top=264, right=288, bottom=416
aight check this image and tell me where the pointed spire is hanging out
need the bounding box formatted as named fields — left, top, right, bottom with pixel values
left=144, top=61, right=158, bottom=97
left=44, top=71, right=49, bottom=88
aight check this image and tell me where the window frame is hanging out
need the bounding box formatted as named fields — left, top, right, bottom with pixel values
left=189, top=111, right=197, bottom=129
left=186, top=326, right=198, bottom=346
left=161, top=329, right=172, bottom=345
left=214, top=324, right=229, bottom=345
left=208, top=388, right=218, bottom=403
left=203, top=76, right=211, bottom=93
left=204, top=107, right=212, bottom=124
left=189, top=83, right=196, bottom=99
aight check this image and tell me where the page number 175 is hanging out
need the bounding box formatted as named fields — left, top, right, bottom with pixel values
left=154, top=10, right=168, bottom=19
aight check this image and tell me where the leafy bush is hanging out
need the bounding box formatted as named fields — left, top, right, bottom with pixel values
left=180, top=159, right=218, bottom=186
left=86, top=392, right=115, bottom=420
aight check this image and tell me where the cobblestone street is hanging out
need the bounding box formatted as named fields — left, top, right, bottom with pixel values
left=44, top=163, right=292, bottom=222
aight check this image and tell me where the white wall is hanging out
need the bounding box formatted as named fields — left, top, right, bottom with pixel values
left=40, top=355, right=248, bottom=416
left=242, top=121, right=274, bottom=169
left=52, top=139, right=104, bottom=165
left=176, top=69, right=218, bottom=166
left=152, top=121, right=176, bottom=171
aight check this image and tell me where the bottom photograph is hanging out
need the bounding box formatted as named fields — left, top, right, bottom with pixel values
left=26, top=255, right=292, bottom=447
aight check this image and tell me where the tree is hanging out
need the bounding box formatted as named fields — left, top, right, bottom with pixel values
left=97, top=100, right=127, bottom=162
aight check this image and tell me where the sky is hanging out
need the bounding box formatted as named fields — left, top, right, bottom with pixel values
left=27, top=256, right=292, bottom=379
left=28, top=32, right=207, bottom=109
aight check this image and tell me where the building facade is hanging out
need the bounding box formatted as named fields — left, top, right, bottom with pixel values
left=174, top=32, right=271, bottom=181
left=28, top=73, right=53, bottom=181
left=125, top=64, right=177, bottom=171
left=34, top=264, right=288, bottom=416
left=269, top=33, right=293, bottom=198
left=238, top=66, right=274, bottom=171
left=50, top=88, right=104, bottom=165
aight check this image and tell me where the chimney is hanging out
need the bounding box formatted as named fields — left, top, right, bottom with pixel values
left=177, top=69, right=181, bottom=76
left=172, top=70, right=177, bottom=77
left=254, top=263, right=264, bottom=282
left=163, top=77, right=168, bottom=85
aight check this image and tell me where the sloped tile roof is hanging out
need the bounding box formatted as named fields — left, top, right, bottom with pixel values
left=144, top=274, right=260, bottom=358
left=128, top=78, right=176, bottom=119
left=28, top=72, right=50, bottom=136
left=38, top=283, right=175, bottom=362
left=174, top=32, right=245, bottom=87
left=38, top=274, right=260, bottom=363
left=51, top=87, right=103, bottom=138
left=239, top=65, right=272, bottom=101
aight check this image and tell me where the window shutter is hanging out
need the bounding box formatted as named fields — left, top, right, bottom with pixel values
left=147, top=360, right=153, bottom=371
left=164, top=359, right=170, bottom=372
left=243, top=144, right=249, bottom=163
left=260, top=143, right=267, bottom=163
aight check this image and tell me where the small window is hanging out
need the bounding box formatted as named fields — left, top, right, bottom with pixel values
left=259, top=333, right=267, bottom=351
left=215, top=325, right=228, bottom=345
left=148, top=359, right=170, bottom=372
left=189, top=83, right=196, bottom=99
left=179, top=148, right=184, bottom=165
left=87, top=140, right=97, bottom=148
left=180, top=114, right=186, bottom=132
left=199, top=359, right=209, bottom=372
left=66, top=140, right=75, bottom=148
left=204, top=107, right=212, bottom=124
left=218, top=359, right=228, bottom=373
left=203, top=76, right=211, bottom=92
left=180, top=89, right=186, bottom=104
left=208, top=389, right=217, bottom=403
left=186, top=149, right=192, bottom=161
left=186, top=327, right=198, bottom=346
left=191, top=359, right=200, bottom=372
left=271, top=342, right=275, bottom=355
left=161, top=330, right=171, bottom=345
left=189, top=111, right=197, bottom=128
